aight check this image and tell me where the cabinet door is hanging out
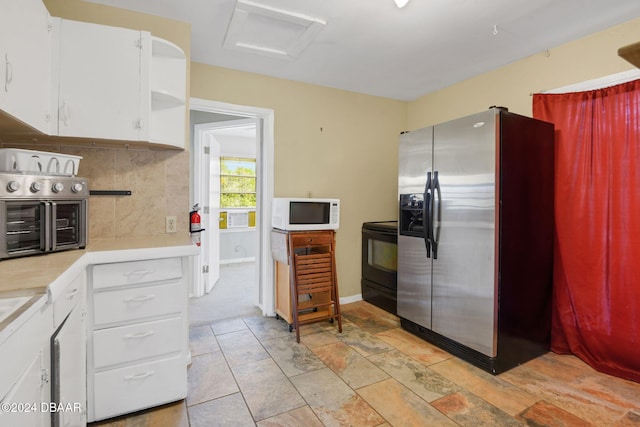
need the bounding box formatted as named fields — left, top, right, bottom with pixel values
left=57, top=19, right=144, bottom=140
left=0, top=352, right=48, bottom=427
left=0, top=0, right=52, bottom=134
left=52, top=305, right=87, bottom=427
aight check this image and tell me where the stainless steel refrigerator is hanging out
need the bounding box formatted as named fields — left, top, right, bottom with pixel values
left=397, top=107, right=554, bottom=374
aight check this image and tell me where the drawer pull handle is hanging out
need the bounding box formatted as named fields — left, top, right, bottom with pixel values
left=123, top=269, right=153, bottom=278
left=65, top=288, right=79, bottom=299
left=124, top=331, right=155, bottom=339
left=124, top=294, right=156, bottom=303
left=124, top=371, right=155, bottom=381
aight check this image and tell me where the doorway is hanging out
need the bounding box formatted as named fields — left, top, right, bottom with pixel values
left=188, top=98, right=275, bottom=325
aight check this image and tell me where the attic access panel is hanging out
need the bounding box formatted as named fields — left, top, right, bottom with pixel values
left=223, top=0, right=326, bottom=60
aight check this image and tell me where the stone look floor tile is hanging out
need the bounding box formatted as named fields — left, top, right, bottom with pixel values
left=341, top=304, right=400, bottom=330
left=186, top=351, right=239, bottom=406
left=336, top=323, right=395, bottom=357
left=431, top=391, right=524, bottom=426
left=375, top=328, right=453, bottom=366
left=188, top=393, right=255, bottom=427
left=256, top=406, right=324, bottom=427
left=210, top=318, right=248, bottom=336
left=368, top=349, right=460, bottom=402
left=312, top=341, right=389, bottom=389
left=291, top=368, right=385, bottom=426
left=500, top=353, right=638, bottom=425
left=342, top=307, right=398, bottom=335
left=515, top=400, right=593, bottom=426
left=297, top=318, right=345, bottom=338
left=357, top=378, right=457, bottom=426
left=188, top=324, right=219, bottom=357
left=261, top=334, right=326, bottom=377
left=216, top=329, right=270, bottom=367
left=244, top=315, right=294, bottom=341
left=301, top=330, right=343, bottom=348
left=231, top=358, right=306, bottom=421
left=430, top=357, right=538, bottom=416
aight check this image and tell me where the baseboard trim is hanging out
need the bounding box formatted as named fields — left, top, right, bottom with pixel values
left=340, top=294, right=362, bottom=305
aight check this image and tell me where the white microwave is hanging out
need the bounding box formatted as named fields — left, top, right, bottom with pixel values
left=272, top=198, right=340, bottom=231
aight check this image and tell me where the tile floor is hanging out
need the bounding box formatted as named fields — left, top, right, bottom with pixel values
left=91, top=301, right=640, bottom=426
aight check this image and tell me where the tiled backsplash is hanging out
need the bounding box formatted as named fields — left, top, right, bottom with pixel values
left=1, top=143, right=190, bottom=239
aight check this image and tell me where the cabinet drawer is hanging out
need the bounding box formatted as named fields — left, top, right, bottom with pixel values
left=93, top=317, right=183, bottom=369
left=93, top=281, right=183, bottom=326
left=290, top=232, right=333, bottom=248
left=93, top=355, right=186, bottom=421
left=92, top=258, right=182, bottom=290
left=53, top=272, right=84, bottom=328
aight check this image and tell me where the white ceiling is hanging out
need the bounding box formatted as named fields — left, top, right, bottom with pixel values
left=84, top=0, right=640, bottom=101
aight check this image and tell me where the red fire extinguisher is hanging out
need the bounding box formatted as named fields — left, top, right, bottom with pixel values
left=190, top=204, right=204, bottom=246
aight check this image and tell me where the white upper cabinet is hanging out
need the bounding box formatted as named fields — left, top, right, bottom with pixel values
left=0, top=0, right=52, bottom=134
left=52, top=18, right=186, bottom=148
left=53, top=19, right=149, bottom=142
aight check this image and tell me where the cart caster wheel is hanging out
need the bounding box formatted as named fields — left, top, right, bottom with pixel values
left=275, top=313, right=280, bottom=320
left=289, top=324, right=293, bottom=333
left=313, top=307, right=318, bottom=312
left=329, top=318, right=334, bottom=324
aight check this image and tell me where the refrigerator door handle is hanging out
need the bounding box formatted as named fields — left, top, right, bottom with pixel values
left=423, top=171, right=432, bottom=258
left=432, top=171, right=441, bottom=259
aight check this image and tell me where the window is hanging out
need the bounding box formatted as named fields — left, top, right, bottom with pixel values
left=220, top=157, right=256, bottom=208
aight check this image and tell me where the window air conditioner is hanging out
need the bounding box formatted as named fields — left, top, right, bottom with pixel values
left=227, top=210, right=249, bottom=228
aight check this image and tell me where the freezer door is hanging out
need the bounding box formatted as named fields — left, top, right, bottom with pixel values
left=431, top=110, right=498, bottom=357
left=398, top=126, right=432, bottom=196
left=397, top=234, right=432, bottom=327
left=397, top=126, right=433, bottom=328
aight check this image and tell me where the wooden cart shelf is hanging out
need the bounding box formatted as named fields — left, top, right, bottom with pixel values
left=271, top=229, right=342, bottom=342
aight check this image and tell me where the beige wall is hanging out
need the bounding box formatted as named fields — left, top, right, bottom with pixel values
left=191, top=64, right=407, bottom=297
left=407, top=17, right=640, bottom=129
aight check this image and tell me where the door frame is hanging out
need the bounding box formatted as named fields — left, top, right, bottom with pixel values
left=190, top=98, right=275, bottom=317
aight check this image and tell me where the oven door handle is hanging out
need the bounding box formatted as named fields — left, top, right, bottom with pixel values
left=43, top=202, right=52, bottom=252
left=50, top=201, right=57, bottom=251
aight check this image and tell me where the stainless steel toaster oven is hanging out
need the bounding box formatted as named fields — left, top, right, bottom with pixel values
left=0, top=173, right=88, bottom=260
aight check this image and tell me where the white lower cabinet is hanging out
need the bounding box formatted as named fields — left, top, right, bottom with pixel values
left=0, top=350, right=49, bottom=427
left=92, top=355, right=186, bottom=421
left=93, top=317, right=183, bottom=368
left=0, top=299, right=52, bottom=427
left=87, top=257, right=189, bottom=422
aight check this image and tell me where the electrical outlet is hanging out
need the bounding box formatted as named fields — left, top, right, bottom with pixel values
left=166, top=216, right=177, bottom=233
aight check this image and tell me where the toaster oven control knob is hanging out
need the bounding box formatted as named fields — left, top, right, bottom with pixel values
left=7, top=181, right=20, bottom=192
left=52, top=182, right=64, bottom=193
left=30, top=182, right=42, bottom=193
left=71, top=183, right=84, bottom=193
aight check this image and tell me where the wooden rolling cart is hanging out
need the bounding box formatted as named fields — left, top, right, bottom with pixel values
left=271, top=229, right=342, bottom=342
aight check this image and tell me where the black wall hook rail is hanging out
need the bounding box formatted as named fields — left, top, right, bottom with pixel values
left=89, top=190, right=132, bottom=196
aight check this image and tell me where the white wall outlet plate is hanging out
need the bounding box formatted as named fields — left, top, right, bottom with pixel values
left=166, top=216, right=177, bottom=233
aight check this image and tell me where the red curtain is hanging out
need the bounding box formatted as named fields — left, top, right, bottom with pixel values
left=533, top=79, right=640, bottom=383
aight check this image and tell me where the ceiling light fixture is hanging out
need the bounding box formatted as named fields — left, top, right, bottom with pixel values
left=394, top=0, right=409, bottom=8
